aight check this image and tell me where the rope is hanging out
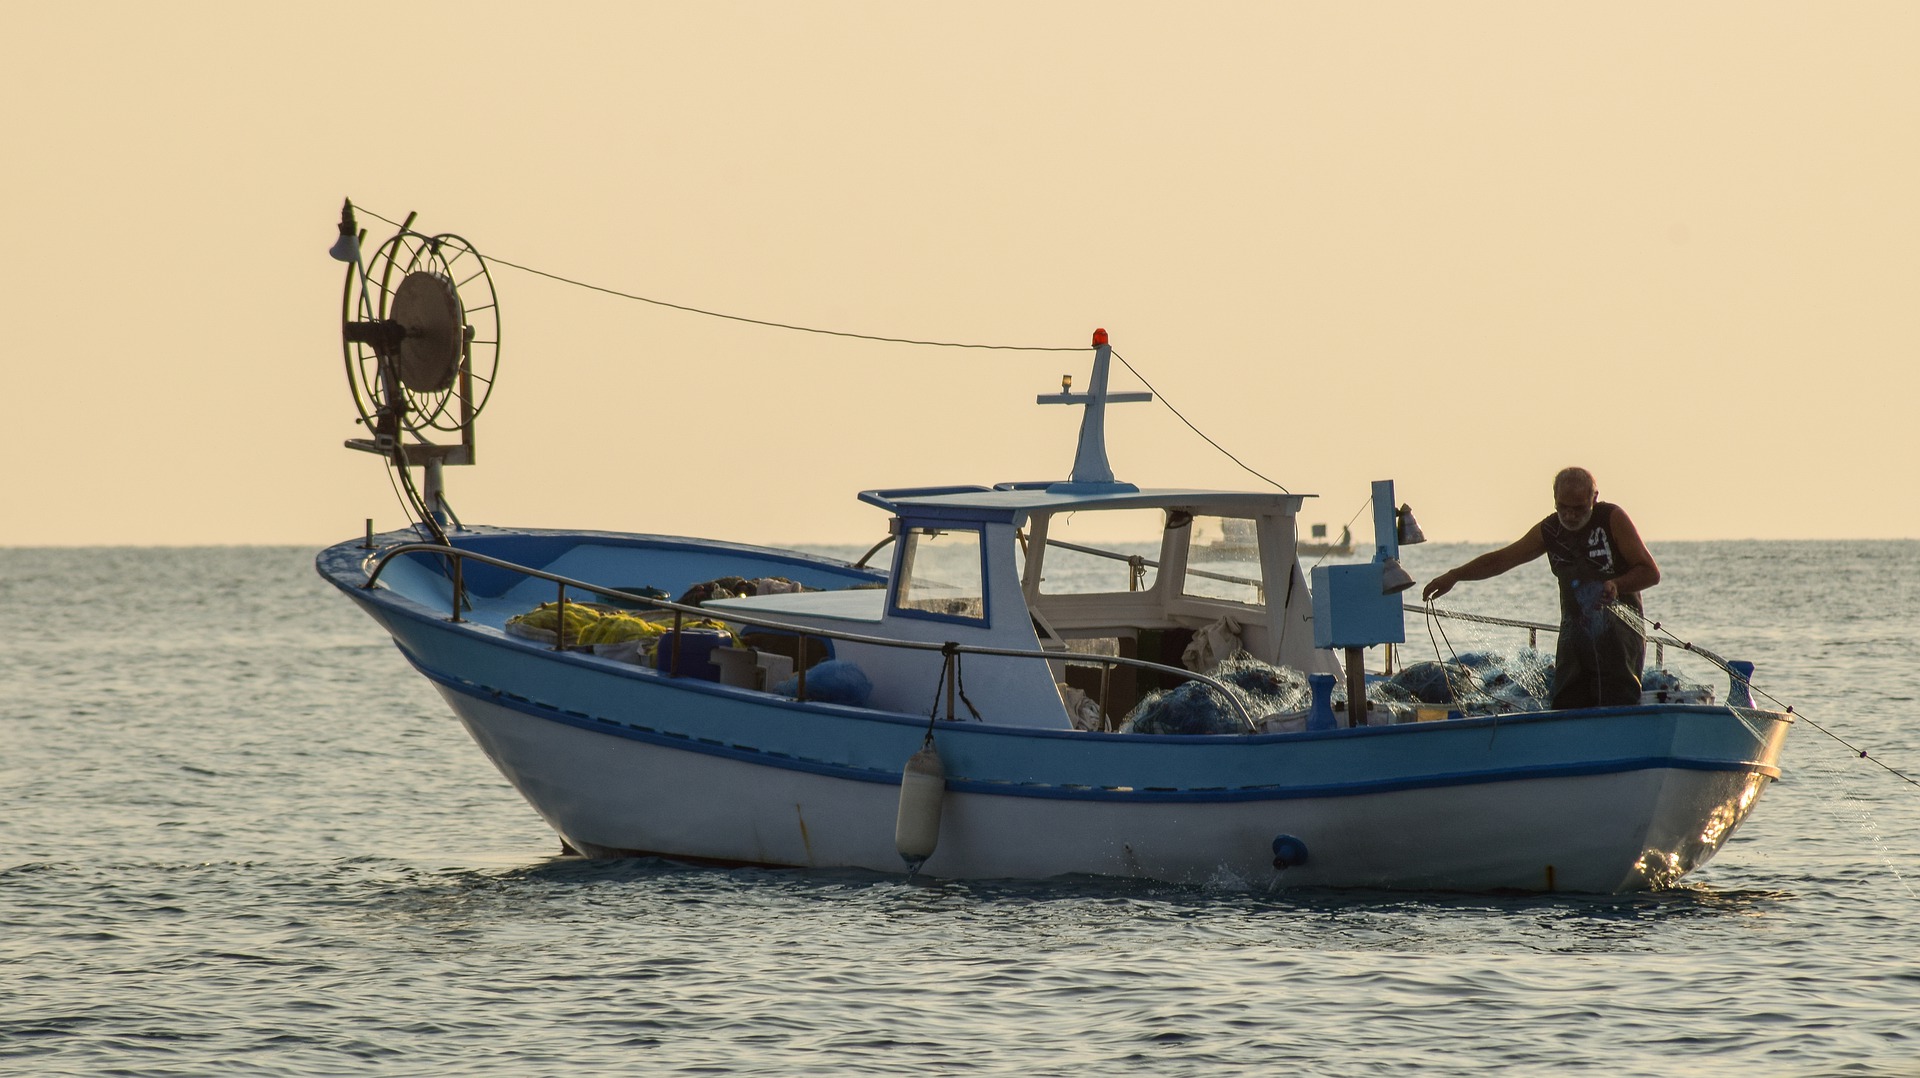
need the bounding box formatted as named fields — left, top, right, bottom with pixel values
left=1110, top=350, right=1291, bottom=494
left=1421, top=605, right=1466, bottom=708
left=952, top=645, right=983, bottom=721
left=1416, top=604, right=1539, bottom=715
left=1607, top=602, right=1920, bottom=791
left=357, top=207, right=1080, bottom=354
left=351, top=206, right=1300, bottom=513
left=927, top=643, right=983, bottom=724
left=1302, top=494, right=1373, bottom=575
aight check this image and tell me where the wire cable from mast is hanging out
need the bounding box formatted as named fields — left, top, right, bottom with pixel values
left=353, top=205, right=1296, bottom=495
left=1111, top=350, right=1291, bottom=494
left=355, top=207, right=1080, bottom=354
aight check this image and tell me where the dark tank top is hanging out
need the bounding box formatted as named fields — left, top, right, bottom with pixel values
left=1541, top=502, right=1626, bottom=582
left=1539, top=502, right=1641, bottom=624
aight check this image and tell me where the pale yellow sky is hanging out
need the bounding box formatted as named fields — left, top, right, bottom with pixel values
left=4, top=2, right=1915, bottom=546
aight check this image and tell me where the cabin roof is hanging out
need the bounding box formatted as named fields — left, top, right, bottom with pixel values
left=859, top=483, right=1310, bottom=524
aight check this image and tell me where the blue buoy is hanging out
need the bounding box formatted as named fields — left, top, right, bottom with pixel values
left=1271, top=834, right=1310, bottom=869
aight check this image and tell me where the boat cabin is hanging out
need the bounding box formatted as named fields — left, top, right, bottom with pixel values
left=705, top=485, right=1340, bottom=731
left=705, top=332, right=1345, bottom=730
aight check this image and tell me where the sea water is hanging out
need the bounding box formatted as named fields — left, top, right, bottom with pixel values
left=2, top=542, right=1918, bottom=1075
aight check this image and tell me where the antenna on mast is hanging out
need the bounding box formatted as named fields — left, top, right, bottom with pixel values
left=1036, top=328, right=1152, bottom=493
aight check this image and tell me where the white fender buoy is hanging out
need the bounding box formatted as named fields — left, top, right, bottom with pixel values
left=895, top=741, right=946, bottom=867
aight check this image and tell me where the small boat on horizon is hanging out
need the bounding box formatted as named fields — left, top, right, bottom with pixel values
left=1298, top=522, right=1354, bottom=557
left=316, top=204, right=1791, bottom=893
left=1195, top=519, right=1352, bottom=561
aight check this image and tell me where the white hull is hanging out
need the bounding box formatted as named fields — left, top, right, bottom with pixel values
left=442, top=685, right=1774, bottom=892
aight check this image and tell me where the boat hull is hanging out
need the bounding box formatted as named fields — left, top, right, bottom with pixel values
left=435, top=681, right=1777, bottom=892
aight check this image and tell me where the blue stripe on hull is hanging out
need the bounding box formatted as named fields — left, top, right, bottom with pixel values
left=410, top=654, right=1783, bottom=806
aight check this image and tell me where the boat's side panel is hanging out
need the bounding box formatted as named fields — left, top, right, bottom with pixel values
left=439, top=685, right=1774, bottom=891
left=934, top=766, right=1774, bottom=891
left=441, top=686, right=903, bottom=868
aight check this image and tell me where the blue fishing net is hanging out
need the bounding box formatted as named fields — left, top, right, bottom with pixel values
left=1119, top=654, right=1310, bottom=735
left=1116, top=646, right=1718, bottom=735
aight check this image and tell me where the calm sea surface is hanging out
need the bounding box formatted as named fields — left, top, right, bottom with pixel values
left=3, top=541, right=1918, bottom=1076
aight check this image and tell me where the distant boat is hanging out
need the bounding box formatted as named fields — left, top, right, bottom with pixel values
left=1298, top=523, right=1353, bottom=557
left=1195, top=519, right=1350, bottom=560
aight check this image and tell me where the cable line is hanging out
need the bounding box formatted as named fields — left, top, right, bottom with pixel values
left=353, top=205, right=1296, bottom=496
left=357, top=207, right=1081, bottom=353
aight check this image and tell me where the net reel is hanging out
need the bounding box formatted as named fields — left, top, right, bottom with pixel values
left=332, top=199, right=501, bottom=528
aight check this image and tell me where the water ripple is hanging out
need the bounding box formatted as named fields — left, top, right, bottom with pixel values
left=2, top=546, right=1918, bottom=1075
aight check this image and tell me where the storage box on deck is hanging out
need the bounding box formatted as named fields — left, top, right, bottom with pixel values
left=711, top=647, right=797, bottom=691
left=654, top=628, right=730, bottom=681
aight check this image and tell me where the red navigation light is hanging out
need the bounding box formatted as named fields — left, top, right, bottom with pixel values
left=1092, top=328, right=1109, bottom=346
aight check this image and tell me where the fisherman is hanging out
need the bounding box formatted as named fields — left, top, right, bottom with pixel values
left=1420, top=467, right=1660, bottom=709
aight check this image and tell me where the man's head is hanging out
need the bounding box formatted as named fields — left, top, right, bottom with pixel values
left=1553, top=467, right=1597, bottom=531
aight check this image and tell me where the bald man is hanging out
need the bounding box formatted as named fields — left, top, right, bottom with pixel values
left=1421, top=467, right=1660, bottom=709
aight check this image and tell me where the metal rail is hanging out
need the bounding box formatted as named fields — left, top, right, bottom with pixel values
left=1406, top=603, right=1558, bottom=649
left=1405, top=603, right=1683, bottom=669
left=1025, top=535, right=1263, bottom=591
left=362, top=542, right=1258, bottom=730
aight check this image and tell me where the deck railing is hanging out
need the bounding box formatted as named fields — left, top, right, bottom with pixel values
left=999, top=534, right=1622, bottom=661
left=362, top=542, right=1258, bottom=730
left=1404, top=603, right=1557, bottom=649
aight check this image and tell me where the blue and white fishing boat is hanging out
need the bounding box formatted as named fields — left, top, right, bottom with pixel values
left=316, top=205, right=1791, bottom=892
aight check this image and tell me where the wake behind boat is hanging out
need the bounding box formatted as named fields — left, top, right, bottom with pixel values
left=316, top=204, right=1790, bottom=892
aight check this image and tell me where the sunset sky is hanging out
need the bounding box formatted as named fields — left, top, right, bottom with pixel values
left=5, top=2, right=1915, bottom=546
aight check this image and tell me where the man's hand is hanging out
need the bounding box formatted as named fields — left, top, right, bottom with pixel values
left=1422, top=571, right=1457, bottom=603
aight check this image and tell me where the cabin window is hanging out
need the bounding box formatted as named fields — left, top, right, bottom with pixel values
left=1033, top=509, right=1163, bottom=595
left=894, top=525, right=986, bottom=622
left=1181, top=515, right=1263, bottom=605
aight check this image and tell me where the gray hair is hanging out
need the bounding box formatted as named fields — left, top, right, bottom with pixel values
left=1553, top=466, right=1596, bottom=493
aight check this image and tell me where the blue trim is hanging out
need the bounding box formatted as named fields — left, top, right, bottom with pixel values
left=412, top=658, right=1781, bottom=805
left=1046, top=480, right=1141, bottom=495
left=888, top=606, right=991, bottom=627
left=347, top=527, right=888, bottom=600
left=940, top=756, right=1780, bottom=802
left=880, top=503, right=1024, bottom=525
left=418, top=661, right=903, bottom=787
left=859, top=485, right=996, bottom=513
